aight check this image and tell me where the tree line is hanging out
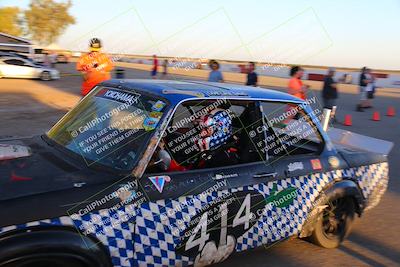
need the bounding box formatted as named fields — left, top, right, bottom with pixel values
left=0, top=0, right=75, bottom=45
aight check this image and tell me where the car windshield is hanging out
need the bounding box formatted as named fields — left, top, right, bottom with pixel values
left=47, top=86, right=168, bottom=171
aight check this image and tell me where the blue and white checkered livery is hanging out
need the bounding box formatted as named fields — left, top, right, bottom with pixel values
left=0, top=163, right=389, bottom=267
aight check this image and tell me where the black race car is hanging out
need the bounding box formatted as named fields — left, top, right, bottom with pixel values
left=0, top=80, right=391, bottom=267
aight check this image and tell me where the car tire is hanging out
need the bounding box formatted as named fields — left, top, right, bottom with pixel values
left=2, top=253, right=92, bottom=267
left=307, top=196, right=355, bottom=248
left=40, top=71, right=51, bottom=81
left=0, top=228, right=112, bottom=267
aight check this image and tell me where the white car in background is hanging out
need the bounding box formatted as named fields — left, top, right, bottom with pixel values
left=0, top=56, right=60, bottom=81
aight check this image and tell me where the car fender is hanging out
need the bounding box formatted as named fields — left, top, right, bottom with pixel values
left=0, top=226, right=112, bottom=267
left=299, top=179, right=364, bottom=238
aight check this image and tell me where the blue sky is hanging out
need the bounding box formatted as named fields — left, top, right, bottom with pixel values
left=2, top=0, right=399, bottom=70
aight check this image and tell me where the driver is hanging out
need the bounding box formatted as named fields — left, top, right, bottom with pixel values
left=147, top=107, right=238, bottom=173
left=194, top=108, right=238, bottom=168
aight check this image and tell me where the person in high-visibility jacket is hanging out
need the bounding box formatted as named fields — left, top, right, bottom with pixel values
left=76, top=38, right=114, bottom=96
left=288, top=66, right=309, bottom=100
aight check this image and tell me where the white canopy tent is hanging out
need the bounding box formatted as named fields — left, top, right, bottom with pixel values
left=44, top=43, right=65, bottom=51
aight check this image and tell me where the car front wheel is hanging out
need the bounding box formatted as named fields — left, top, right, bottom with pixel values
left=307, top=196, right=355, bottom=248
left=40, top=71, right=51, bottom=81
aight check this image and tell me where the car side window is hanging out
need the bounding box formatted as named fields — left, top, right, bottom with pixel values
left=145, top=99, right=266, bottom=173
left=4, top=59, right=25, bottom=66
left=259, top=101, right=323, bottom=157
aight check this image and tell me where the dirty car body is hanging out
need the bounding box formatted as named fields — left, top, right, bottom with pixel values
left=0, top=80, right=390, bottom=267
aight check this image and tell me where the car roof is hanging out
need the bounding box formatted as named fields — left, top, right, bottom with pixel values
left=101, top=79, right=303, bottom=105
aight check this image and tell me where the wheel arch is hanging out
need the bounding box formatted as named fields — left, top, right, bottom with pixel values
left=0, top=225, right=112, bottom=267
left=299, top=179, right=364, bottom=238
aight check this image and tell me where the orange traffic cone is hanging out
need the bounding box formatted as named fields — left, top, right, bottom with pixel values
left=387, top=106, right=395, bottom=117
left=372, top=111, right=380, bottom=121
left=344, top=114, right=352, bottom=126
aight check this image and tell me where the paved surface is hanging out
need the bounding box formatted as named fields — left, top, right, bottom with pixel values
left=0, top=63, right=399, bottom=267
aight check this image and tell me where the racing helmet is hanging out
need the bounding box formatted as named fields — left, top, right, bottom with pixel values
left=197, top=108, right=232, bottom=151
left=89, top=38, right=102, bottom=52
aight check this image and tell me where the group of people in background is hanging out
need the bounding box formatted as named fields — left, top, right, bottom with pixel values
left=207, top=59, right=259, bottom=86
left=75, top=38, right=377, bottom=112
left=205, top=60, right=377, bottom=116
left=289, top=65, right=376, bottom=113
left=205, top=60, right=379, bottom=122
left=150, top=57, right=259, bottom=86
left=150, top=56, right=375, bottom=115
left=321, top=66, right=376, bottom=112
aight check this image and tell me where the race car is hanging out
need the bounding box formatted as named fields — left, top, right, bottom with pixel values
left=0, top=80, right=391, bottom=267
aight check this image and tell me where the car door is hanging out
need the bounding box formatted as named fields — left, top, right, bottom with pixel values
left=254, top=100, right=349, bottom=246
left=135, top=161, right=276, bottom=266
left=260, top=100, right=348, bottom=177
left=18, top=59, right=37, bottom=78
left=132, top=98, right=279, bottom=266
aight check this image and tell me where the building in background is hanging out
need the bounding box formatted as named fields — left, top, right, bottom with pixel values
left=0, top=32, right=33, bottom=54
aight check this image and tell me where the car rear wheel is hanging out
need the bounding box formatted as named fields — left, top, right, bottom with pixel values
left=40, top=71, right=51, bottom=81
left=307, top=196, right=355, bottom=248
left=2, top=253, right=92, bottom=267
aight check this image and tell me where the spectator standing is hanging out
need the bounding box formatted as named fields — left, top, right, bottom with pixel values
left=50, top=52, right=57, bottom=68
left=43, top=52, right=51, bottom=68
left=322, top=68, right=338, bottom=109
left=288, top=66, right=309, bottom=100
left=162, top=59, right=168, bottom=78
left=208, top=60, right=224, bottom=82
left=246, top=62, right=258, bottom=86
left=76, top=38, right=114, bottom=96
left=365, top=70, right=376, bottom=108
left=356, top=67, right=372, bottom=111
left=151, top=55, right=158, bottom=79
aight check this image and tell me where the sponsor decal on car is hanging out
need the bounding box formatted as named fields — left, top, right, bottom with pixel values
left=0, top=144, right=31, bottom=161
left=143, top=111, right=163, bottom=131
left=287, top=162, right=304, bottom=172
left=213, top=173, right=238, bottom=180
left=265, top=183, right=298, bottom=208
left=152, top=100, right=166, bottom=112
left=310, top=158, right=322, bottom=170
left=96, top=88, right=141, bottom=104
left=328, top=156, right=340, bottom=168
left=148, top=175, right=171, bottom=193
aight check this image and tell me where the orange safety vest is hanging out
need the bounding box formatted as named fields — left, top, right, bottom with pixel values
left=76, top=52, right=114, bottom=96
left=288, top=77, right=306, bottom=100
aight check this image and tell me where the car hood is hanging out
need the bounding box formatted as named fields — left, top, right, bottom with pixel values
left=0, top=136, right=137, bottom=227
left=0, top=136, right=115, bottom=202
left=327, top=127, right=394, bottom=156
left=327, top=128, right=392, bottom=167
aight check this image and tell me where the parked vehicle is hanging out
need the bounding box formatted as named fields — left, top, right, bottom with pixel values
left=0, top=56, right=59, bottom=80
left=0, top=80, right=391, bottom=267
